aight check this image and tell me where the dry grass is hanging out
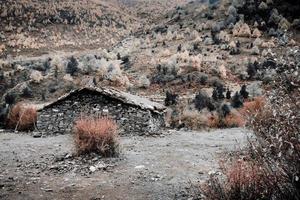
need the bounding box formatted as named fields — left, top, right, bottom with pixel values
left=7, top=103, right=37, bottom=131
left=224, top=113, right=246, bottom=128
left=74, top=116, right=119, bottom=157
left=181, top=109, right=208, bottom=130
left=207, top=112, right=245, bottom=128
left=201, top=74, right=300, bottom=199
left=201, top=159, right=282, bottom=200
left=239, top=97, right=265, bottom=116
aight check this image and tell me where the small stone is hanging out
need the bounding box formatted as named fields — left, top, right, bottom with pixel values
left=251, top=46, right=260, bottom=55
left=89, top=166, right=96, bottom=172
left=135, top=165, right=145, bottom=169
left=33, top=132, right=42, bottom=138
left=203, top=37, right=214, bottom=45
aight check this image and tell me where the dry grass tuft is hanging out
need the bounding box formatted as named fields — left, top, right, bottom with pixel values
left=7, top=103, right=37, bottom=131
left=74, top=116, right=119, bottom=157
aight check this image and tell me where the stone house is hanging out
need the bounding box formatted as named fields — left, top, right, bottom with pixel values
left=37, top=87, right=166, bottom=135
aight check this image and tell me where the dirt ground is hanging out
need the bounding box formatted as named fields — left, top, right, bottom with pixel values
left=0, top=128, right=251, bottom=200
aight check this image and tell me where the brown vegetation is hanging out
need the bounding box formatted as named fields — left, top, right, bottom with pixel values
left=7, top=103, right=37, bottom=131
left=201, top=159, right=285, bottom=200
left=180, top=110, right=208, bottom=130
left=207, top=112, right=245, bottom=129
left=201, top=73, right=300, bottom=199
left=74, top=116, right=119, bottom=157
left=239, top=97, right=265, bottom=117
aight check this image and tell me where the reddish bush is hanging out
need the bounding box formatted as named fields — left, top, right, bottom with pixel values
left=7, top=103, right=37, bottom=131
left=224, top=113, right=245, bottom=128
left=239, top=97, right=265, bottom=117
left=74, top=116, right=119, bottom=157
left=207, top=112, right=245, bottom=128
left=201, top=160, right=283, bottom=200
left=201, top=72, right=300, bottom=199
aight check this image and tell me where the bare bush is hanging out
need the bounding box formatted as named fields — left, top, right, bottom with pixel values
left=181, top=109, right=208, bottom=130
left=7, top=103, right=37, bottom=131
left=201, top=69, right=300, bottom=199
left=201, top=160, right=283, bottom=200
left=74, top=117, right=119, bottom=157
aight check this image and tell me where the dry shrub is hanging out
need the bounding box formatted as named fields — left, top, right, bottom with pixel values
left=207, top=112, right=245, bottom=128
left=8, top=103, right=37, bottom=131
left=201, top=71, right=300, bottom=199
left=224, top=113, right=245, bottom=128
left=201, top=160, right=283, bottom=200
left=74, top=116, right=119, bottom=157
left=239, top=96, right=265, bottom=116
left=181, top=110, right=208, bottom=130
left=207, top=114, right=220, bottom=128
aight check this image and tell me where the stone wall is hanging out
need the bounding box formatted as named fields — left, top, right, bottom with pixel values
left=36, top=90, right=164, bottom=135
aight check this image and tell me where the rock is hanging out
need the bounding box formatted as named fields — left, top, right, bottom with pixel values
left=220, top=44, right=229, bottom=50
left=96, top=163, right=107, bottom=170
left=135, top=165, right=145, bottom=169
left=65, top=153, right=73, bottom=159
left=89, top=166, right=96, bottom=172
left=54, top=155, right=65, bottom=162
left=43, top=188, right=53, bottom=192
left=252, top=28, right=261, bottom=38
left=251, top=46, right=260, bottom=55
left=203, top=37, right=214, bottom=45
left=32, top=132, right=42, bottom=138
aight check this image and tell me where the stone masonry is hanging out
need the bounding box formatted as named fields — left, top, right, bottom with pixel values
left=37, top=87, right=166, bottom=135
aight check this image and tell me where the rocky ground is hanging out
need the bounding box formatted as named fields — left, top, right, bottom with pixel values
left=0, top=128, right=251, bottom=200
left=0, top=0, right=299, bottom=199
